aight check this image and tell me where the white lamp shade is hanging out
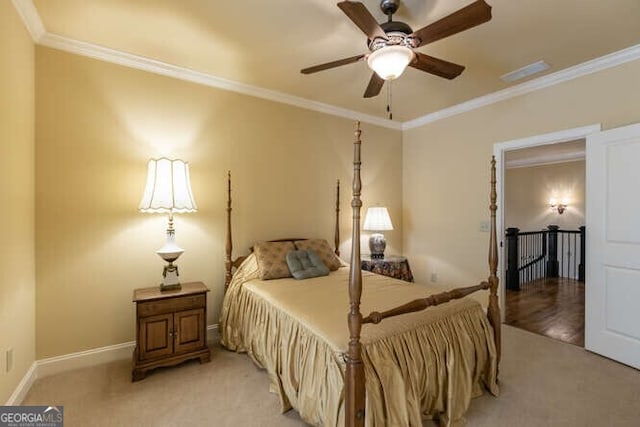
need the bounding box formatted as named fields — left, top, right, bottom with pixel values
left=139, top=158, right=197, bottom=213
left=363, top=207, right=394, bottom=231
left=367, top=46, right=414, bottom=80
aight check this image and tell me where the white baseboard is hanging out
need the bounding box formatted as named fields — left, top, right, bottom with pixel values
left=8, top=324, right=219, bottom=405
left=37, top=341, right=137, bottom=378
left=206, top=323, right=220, bottom=341
left=5, top=362, right=37, bottom=406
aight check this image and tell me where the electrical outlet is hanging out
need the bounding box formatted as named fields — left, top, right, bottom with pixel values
left=430, top=273, right=438, bottom=282
left=479, top=221, right=490, bottom=232
left=6, top=348, right=13, bottom=373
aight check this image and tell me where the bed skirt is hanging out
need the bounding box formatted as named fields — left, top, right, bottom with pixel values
left=220, top=257, right=498, bottom=426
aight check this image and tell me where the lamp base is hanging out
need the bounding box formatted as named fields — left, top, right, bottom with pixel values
left=369, top=233, right=387, bottom=259
left=160, top=262, right=181, bottom=291
left=157, top=224, right=183, bottom=292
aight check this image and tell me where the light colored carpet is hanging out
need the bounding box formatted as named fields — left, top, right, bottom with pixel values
left=23, top=325, right=640, bottom=426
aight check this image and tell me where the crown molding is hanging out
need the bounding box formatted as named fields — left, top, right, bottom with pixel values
left=37, top=33, right=401, bottom=131
left=12, top=0, right=640, bottom=133
left=403, top=43, right=640, bottom=130
left=11, top=0, right=45, bottom=42
left=12, top=2, right=399, bottom=130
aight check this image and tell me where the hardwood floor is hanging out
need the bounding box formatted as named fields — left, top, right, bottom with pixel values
left=505, top=277, right=585, bottom=346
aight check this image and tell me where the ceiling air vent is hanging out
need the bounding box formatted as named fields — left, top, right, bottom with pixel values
left=501, top=60, right=550, bottom=83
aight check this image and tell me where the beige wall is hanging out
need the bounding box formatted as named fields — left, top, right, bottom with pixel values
left=403, top=59, right=640, bottom=294
left=35, top=47, right=402, bottom=358
left=505, top=161, right=585, bottom=232
left=0, top=2, right=36, bottom=403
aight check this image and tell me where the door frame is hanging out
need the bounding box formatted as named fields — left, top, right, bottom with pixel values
left=492, top=123, right=602, bottom=319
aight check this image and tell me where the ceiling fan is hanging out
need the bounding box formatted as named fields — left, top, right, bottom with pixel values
left=301, top=0, right=492, bottom=98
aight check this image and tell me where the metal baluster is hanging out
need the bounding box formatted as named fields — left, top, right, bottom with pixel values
left=545, top=232, right=548, bottom=281
left=560, top=232, right=564, bottom=279
left=527, top=235, right=531, bottom=284
left=571, top=234, right=578, bottom=280
left=576, top=232, right=579, bottom=280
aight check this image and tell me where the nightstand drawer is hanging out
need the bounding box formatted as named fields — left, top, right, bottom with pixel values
left=137, top=294, right=205, bottom=317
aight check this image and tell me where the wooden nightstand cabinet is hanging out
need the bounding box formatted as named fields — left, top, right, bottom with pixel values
left=132, top=282, right=211, bottom=381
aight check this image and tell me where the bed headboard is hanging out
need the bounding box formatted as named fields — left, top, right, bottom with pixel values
left=224, top=172, right=341, bottom=292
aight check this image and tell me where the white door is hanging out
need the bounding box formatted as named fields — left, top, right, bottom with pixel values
left=586, top=122, right=640, bottom=369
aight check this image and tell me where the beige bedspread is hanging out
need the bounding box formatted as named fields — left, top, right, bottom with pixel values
left=220, top=254, right=498, bottom=427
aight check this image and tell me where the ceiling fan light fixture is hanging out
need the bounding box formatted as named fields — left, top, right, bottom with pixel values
left=367, top=45, right=414, bottom=80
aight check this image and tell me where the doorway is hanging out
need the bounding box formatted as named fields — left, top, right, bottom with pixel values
left=493, top=125, right=601, bottom=346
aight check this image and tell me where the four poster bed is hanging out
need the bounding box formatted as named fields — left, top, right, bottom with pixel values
left=220, top=122, right=501, bottom=427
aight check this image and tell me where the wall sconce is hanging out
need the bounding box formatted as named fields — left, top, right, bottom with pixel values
left=549, top=197, right=568, bottom=214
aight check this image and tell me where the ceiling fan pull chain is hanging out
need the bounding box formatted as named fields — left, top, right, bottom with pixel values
left=386, top=80, right=393, bottom=120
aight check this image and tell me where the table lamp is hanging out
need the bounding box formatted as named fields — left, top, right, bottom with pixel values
left=363, top=206, right=393, bottom=259
left=139, top=158, right=197, bottom=291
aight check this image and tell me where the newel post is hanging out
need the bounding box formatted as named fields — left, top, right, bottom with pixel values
left=505, top=227, right=520, bottom=291
left=578, top=226, right=586, bottom=282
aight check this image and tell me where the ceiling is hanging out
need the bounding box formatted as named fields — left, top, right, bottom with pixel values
left=30, top=0, right=640, bottom=122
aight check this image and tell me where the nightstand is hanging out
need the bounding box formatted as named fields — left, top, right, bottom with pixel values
left=361, top=255, right=414, bottom=282
left=132, top=282, right=211, bottom=381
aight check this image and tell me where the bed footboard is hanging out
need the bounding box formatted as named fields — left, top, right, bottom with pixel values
left=345, top=122, right=500, bottom=427
left=360, top=156, right=501, bottom=363
left=362, top=282, right=491, bottom=324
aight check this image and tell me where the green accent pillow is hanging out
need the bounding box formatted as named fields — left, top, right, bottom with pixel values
left=286, top=250, right=330, bottom=280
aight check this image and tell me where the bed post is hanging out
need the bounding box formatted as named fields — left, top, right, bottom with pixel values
left=335, top=179, right=340, bottom=256
left=487, top=156, right=502, bottom=370
left=346, top=122, right=365, bottom=427
left=224, top=171, right=233, bottom=292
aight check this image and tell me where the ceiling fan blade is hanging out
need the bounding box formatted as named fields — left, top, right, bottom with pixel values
left=363, top=73, right=384, bottom=98
left=338, top=1, right=388, bottom=41
left=411, top=0, right=492, bottom=48
left=410, top=52, right=465, bottom=80
left=301, top=54, right=366, bottom=74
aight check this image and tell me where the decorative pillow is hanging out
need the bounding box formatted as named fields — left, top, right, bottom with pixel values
left=254, top=241, right=296, bottom=280
left=294, top=239, right=342, bottom=271
left=286, top=250, right=330, bottom=280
